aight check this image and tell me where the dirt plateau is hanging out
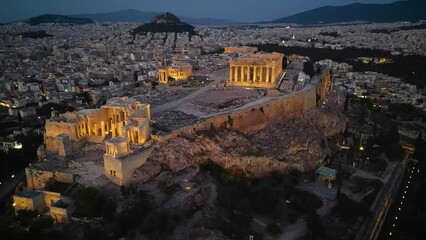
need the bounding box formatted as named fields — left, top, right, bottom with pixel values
left=133, top=107, right=347, bottom=182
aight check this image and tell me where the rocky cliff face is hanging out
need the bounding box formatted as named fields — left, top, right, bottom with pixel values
left=133, top=107, right=346, bottom=181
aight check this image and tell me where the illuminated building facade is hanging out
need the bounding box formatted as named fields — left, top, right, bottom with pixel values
left=228, top=52, right=285, bottom=89
left=158, top=64, right=192, bottom=83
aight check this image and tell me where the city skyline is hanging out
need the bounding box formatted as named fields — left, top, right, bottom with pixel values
left=0, top=0, right=395, bottom=23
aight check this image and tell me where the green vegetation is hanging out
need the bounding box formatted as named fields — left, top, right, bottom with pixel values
left=76, top=91, right=92, bottom=104
left=157, top=180, right=179, bottom=197
left=36, top=102, right=75, bottom=117
left=0, top=131, right=43, bottom=181
left=16, top=210, right=38, bottom=227
left=370, top=157, right=387, bottom=173
left=227, top=115, right=233, bottom=127
left=132, top=12, right=196, bottom=36
left=151, top=80, right=159, bottom=90
left=304, top=208, right=325, bottom=239
left=73, top=186, right=115, bottom=219
left=202, top=160, right=323, bottom=239
left=335, top=193, right=370, bottom=222
left=266, top=223, right=282, bottom=235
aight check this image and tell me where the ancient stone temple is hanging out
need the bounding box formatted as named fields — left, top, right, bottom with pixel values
left=228, top=52, right=285, bottom=89
left=44, top=97, right=151, bottom=157
left=158, top=64, right=192, bottom=83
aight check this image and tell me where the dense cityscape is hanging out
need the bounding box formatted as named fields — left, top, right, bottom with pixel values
left=0, top=1, right=425, bottom=240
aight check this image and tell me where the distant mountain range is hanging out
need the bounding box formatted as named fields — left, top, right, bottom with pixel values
left=71, top=9, right=238, bottom=26
left=268, top=0, right=426, bottom=24
left=6, top=1, right=426, bottom=27
left=27, top=14, right=93, bottom=26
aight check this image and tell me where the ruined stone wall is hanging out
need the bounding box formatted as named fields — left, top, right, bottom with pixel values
left=121, top=148, right=153, bottom=185
left=50, top=206, right=69, bottom=223
left=158, top=83, right=317, bottom=142
left=13, top=193, right=44, bottom=214
left=44, top=136, right=84, bottom=158
left=25, top=168, right=75, bottom=190
left=45, top=122, right=77, bottom=140
left=43, top=191, right=61, bottom=208
left=104, top=147, right=153, bottom=186
left=103, top=154, right=123, bottom=185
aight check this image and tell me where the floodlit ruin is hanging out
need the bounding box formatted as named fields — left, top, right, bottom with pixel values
left=44, top=97, right=151, bottom=158
left=228, top=52, right=285, bottom=89
left=158, top=64, right=193, bottom=83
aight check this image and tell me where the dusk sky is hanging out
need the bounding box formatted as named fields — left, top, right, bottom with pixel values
left=0, top=0, right=396, bottom=23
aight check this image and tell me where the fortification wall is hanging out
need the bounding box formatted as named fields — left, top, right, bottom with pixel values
left=50, top=205, right=69, bottom=223
left=104, top=154, right=123, bottom=185
left=43, top=191, right=61, bottom=208
left=45, top=122, right=77, bottom=140
left=25, top=168, right=75, bottom=190
left=158, top=83, right=317, bottom=142
left=104, top=147, right=154, bottom=186
left=44, top=136, right=85, bottom=158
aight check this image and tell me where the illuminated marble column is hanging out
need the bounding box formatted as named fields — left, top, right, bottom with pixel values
left=245, top=66, right=249, bottom=81
left=76, top=127, right=80, bottom=138
left=259, top=67, right=264, bottom=82
left=93, top=123, right=98, bottom=136
left=234, top=66, right=238, bottom=82
left=87, top=121, right=91, bottom=136
left=237, top=66, right=241, bottom=82
left=101, top=121, right=106, bottom=137
left=253, top=66, right=257, bottom=82
left=266, top=67, right=270, bottom=83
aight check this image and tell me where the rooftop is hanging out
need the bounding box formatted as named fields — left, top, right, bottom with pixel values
left=15, top=190, right=41, bottom=198
left=316, top=166, right=337, bottom=179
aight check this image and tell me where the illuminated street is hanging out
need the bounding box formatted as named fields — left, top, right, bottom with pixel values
left=378, top=160, right=420, bottom=239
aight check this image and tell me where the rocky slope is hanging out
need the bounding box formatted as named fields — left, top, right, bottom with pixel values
left=133, top=107, right=346, bottom=181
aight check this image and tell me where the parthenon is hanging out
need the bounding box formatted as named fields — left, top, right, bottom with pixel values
left=227, top=52, right=285, bottom=89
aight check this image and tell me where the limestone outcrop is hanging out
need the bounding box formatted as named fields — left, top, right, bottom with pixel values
left=133, top=106, right=346, bottom=181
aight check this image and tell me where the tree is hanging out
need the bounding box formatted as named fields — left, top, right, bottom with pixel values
left=266, top=223, right=282, bottom=235
left=344, top=93, right=349, bottom=112
left=74, top=187, right=104, bottom=218
left=16, top=209, right=38, bottom=227
left=414, top=131, right=426, bottom=161
left=29, top=216, right=53, bottom=234
left=387, top=125, right=400, bottom=145
left=303, top=61, right=315, bottom=77
left=304, top=208, right=325, bottom=239
left=151, top=81, right=159, bottom=90
left=79, top=91, right=92, bottom=104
